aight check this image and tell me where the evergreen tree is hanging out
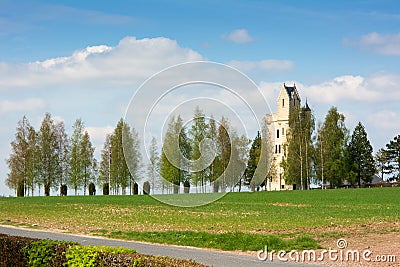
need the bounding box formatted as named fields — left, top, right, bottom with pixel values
left=315, top=107, right=348, bottom=188
left=347, top=122, right=375, bottom=186
left=385, top=134, right=400, bottom=181
left=375, top=148, right=389, bottom=181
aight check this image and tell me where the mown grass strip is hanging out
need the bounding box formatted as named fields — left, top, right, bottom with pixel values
left=104, top=231, right=321, bottom=251
left=1, top=187, right=399, bottom=252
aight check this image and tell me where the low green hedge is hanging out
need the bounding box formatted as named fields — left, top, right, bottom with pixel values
left=0, top=234, right=208, bottom=267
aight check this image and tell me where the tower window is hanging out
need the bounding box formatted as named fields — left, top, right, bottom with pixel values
left=282, top=99, right=285, bottom=107
left=277, top=129, right=279, bottom=138
left=279, top=145, right=281, bottom=154
left=282, top=128, right=285, bottom=136
left=275, top=145, right=278, bottom=154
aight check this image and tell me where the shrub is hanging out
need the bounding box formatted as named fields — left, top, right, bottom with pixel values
left=23, top=239, right=75, bottom=267
left=0, top=234, right=208, bottom=267
left=0, top=234, right=33, bottom=267
left=23, top=240, right=56, bottom=267
left=65, top=246, right=100, bottom=267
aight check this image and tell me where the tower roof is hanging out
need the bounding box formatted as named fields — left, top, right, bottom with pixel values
left=283, top=83, right=300, bottom=101
left=303, top=99, right=311, bottom=111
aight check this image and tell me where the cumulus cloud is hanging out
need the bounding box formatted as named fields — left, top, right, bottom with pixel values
left=301, top=72, right=400, bottom=104
left=344, top=32, right=400, bottom=55
left=367, top=110, right=400, bottom=131
left=0, top=98, right=46, bottom=113
left=222, top=29, right=253, bottom=44
left=0, top=36, right=204, bottom=91
left=85, top=126, right=114, bottom=142
left=227, top=59, right=294, bottom=73
left=85, top=126, right=114, bottom=157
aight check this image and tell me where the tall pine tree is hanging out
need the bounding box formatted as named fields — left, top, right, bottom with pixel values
left=375, top=148, right=389, bottom=181
left=346, top=122, right=375, bottom=186
left=385, top=134, right=400, bottom=181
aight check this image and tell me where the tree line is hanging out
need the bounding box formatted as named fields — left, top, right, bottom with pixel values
left=158, top=107, right=250, bottom=194
left=5, top=114, right=141, bottom=197
left=6, top=106, right=400, bottom=196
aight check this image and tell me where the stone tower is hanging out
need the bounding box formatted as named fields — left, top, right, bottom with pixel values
left=265, top=83, right=301, bottom=191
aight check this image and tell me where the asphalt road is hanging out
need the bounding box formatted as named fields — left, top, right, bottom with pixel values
left=0, top=225, right=319, bottom=267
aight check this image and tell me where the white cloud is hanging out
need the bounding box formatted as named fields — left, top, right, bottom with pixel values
left=227, top=59, right=294, bottom=73
left=345, top=32, right=400, bottom=55
left=301, top=72, right=400, bottom=104
left=0, top=98, right=46, bottom=113
left=85, top=126, right=114, bottom=143
left=258, top=82, right=283, bottom=107
left=85, top=126, right=114, bottom=157
left=0, top=36, right=204, bottom=91
left=222, top=29, right=253, bottom=44
left=367, top=110, right=400, bottom=131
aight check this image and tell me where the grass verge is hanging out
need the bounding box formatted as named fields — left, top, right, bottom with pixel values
left=1, top=187, right=399, bottom=252
left=100, top=230, right=320, bottom=251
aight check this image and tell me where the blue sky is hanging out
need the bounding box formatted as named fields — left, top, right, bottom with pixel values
left=1, top=0, right=400, bottom=195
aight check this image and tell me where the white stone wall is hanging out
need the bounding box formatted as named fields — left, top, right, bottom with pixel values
left=264, top=84, right=301, bottom=191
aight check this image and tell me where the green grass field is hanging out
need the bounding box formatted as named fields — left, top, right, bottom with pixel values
left=1, top=187, right=399, bottom=251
